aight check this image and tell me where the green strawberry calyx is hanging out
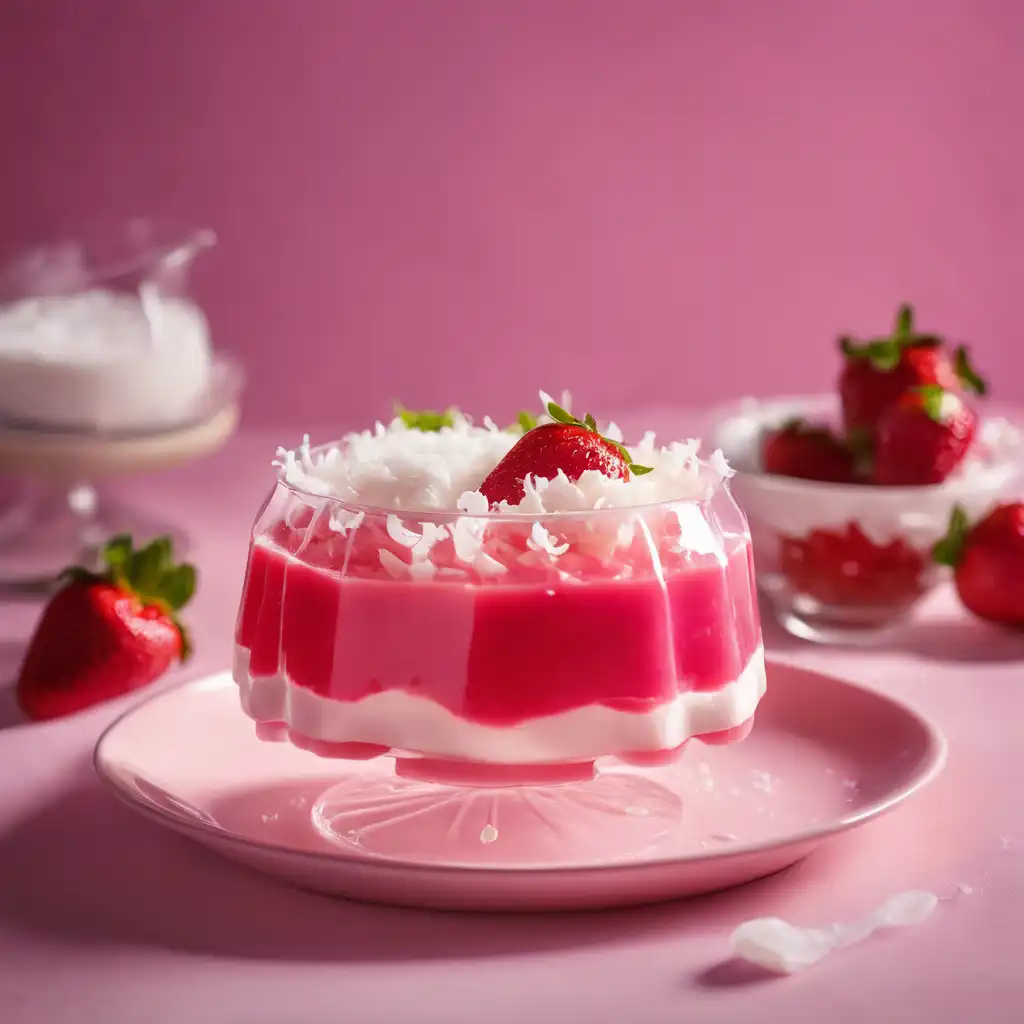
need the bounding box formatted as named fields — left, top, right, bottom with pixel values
left=61, top=535, right=197, bottom=661
left=543, top=400, right=653, bottom=477
left=912, top=384, right=955, bottom=423
left=838, top=303, right=942, bottom=372
left=953, top=345, right=987, bottom=396
left=932, top=504, right=971, bottom=568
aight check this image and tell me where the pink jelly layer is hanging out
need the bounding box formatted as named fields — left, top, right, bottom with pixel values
left=235, top=534, right=761, bottom=727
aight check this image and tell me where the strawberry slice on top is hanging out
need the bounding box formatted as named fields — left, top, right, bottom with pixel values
left=479, top=397, right=652, bottom=506
left=838, top=303, right=986, bottom=442
left=16, top=535, right=197, bottom=721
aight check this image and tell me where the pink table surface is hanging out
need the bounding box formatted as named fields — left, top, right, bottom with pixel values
left=1, top=425, right=1023, bottom=1024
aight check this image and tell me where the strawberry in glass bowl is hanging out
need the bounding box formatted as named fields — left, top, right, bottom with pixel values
left=710, top=305, right=1024, bottom=643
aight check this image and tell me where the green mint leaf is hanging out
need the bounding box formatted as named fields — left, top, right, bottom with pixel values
left=954, top=345, right=987, bottom=397
left=395, top=403, right=456, bottom=432
left=630, top=464, right=654, bottom=476
left=515, top=410, right=538, bottom=433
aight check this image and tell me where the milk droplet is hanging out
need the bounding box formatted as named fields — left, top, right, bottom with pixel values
left=480, top=824, right=499, bottom=844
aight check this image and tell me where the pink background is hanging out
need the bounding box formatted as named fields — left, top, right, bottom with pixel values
left=0, top=0, right=1021, bottom=430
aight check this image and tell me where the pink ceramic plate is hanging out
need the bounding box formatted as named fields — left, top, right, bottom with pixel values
left=93, top=660, right=946, bottom=911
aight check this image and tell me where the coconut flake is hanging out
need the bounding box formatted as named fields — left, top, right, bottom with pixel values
left=329, top=508, right=365, bottom=535
left=386, top=514, right=422, bottom=549
left=527, top=522, right=570, bottom=557
left=729, top=890, right=939, bottom=975
left=450, top=516, right=487, bottom=563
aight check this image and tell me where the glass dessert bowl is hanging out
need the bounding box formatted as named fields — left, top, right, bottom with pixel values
left=233, top=402, right=766, bottom=866
left=711, top=393, right=1024, bottom=643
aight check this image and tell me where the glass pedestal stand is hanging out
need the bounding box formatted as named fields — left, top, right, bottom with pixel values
left=311, top=757, right=684, bottom=867
left=0, top=389, right=240, bottom=590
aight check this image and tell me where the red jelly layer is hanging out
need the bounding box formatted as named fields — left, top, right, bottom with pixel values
left=236, top=536, right=761, bottom=727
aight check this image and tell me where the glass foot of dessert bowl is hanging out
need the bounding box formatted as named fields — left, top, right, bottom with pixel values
left=309, top=762, right=684, bottom=867
left=0, top=357, right=242, bottom=587
left=94, top=663, right=946, bottom=910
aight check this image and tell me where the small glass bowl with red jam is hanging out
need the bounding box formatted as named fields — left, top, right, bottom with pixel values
left=711, top=394, right=1023, bottom=643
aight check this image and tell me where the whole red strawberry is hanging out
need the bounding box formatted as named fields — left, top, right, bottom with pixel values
left=16, top=535, right=196, bottom=721
left=761, top=419, right=856, bottom=483
left=479, top=400, right=651, bottom=506
left=933, top=503, right=1024, bottom=625
left=872, top=386, right=977, bottom=486
left=838, top=304, right=985, bottom=443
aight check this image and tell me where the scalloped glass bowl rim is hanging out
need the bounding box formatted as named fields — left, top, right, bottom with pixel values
left=275, top=439, right=735, bottom=524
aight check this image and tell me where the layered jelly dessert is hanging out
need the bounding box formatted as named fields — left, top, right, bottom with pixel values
left=234, top=395, right=766, bottom=771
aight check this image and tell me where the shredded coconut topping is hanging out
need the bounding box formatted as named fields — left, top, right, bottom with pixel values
left=271, top=392, right=733, bottom=515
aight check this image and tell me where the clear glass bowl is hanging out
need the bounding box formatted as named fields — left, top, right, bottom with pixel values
left=711, top=394, right=1024, bottom=644
left=231, top=453, right=767, bottom=866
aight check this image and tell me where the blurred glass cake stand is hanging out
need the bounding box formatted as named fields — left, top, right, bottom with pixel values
left=0, top=217, right=243, bottom=590
left=0, top=356, right=243, bottom=589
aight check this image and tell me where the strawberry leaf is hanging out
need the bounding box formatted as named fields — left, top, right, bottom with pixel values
left=894, top=303, right=915, bottom=341
left=174, top=619, right=194, bottom=662
left=630, top=464, right=654, bottom=476
left=865, top=339, right=902, bottom=371
left=160, top=564, right=197, bottom=611
left=932, top=504, right=970, bottom=567
left=840, top=304, right=938, bottom=371
left=539, top=395, right=655, bottom=478
left=101, top=534, right=134, bottom=577
left=128, top=537, right=172, bottom=596
left=953, top=345, right=987, bottom=397
left=914, top=384, right=948, bottom=422
left=546, top=401, right=578, bottom=426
